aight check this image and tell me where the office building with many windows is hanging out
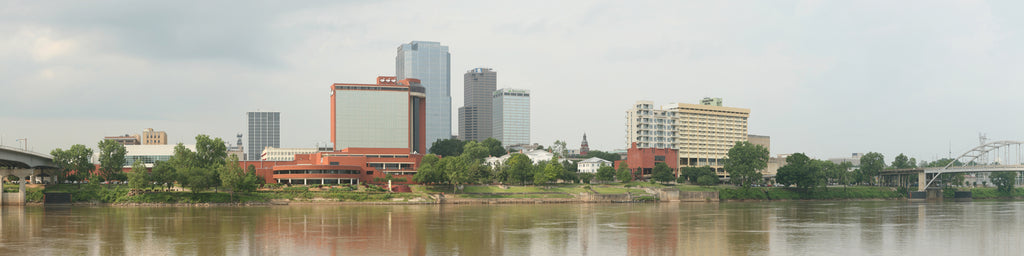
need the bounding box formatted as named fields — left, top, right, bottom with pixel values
left=626, top=98, right=750, bottom=177
left=458, top=67, right=496, bottom=142
left=330, top=76, right=427, bottom=153
left=492, top=88, right=530, bottom=146
left=247, top=112, right=280, bottom=161
left=396, top=41, right=451, bottom=149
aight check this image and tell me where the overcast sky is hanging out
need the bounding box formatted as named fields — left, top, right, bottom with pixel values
left=2, top=0, right=1023, bottom=163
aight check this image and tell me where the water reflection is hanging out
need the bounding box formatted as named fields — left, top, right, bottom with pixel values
left=2, top=201, right=1024, bottom=255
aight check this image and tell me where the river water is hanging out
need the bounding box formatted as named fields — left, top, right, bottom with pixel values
left=1, top=201, right=1022, bottom=255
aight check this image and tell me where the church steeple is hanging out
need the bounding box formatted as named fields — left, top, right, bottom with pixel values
left=580, top=133, right=590, bottom=156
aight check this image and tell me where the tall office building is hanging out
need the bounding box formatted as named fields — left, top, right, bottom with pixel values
left=331, top=76, right=427, bottom=153
left=458, top=67, right=496, bottom=142
left=396, top=41, right=451, bottom=149
left=626, top=98, right=750, bottom=176
left=247, top=112, right=280, bottom=160
left=492, top=88, right=530, bottom=146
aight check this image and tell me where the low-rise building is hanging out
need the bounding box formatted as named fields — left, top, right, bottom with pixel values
left=261, top=147, right=329, bottom=161
left=485, top=149, right=566, bottom=167
left=578, top=157, right=612, bottom=173
left=615, top=142, right=679, bottom=180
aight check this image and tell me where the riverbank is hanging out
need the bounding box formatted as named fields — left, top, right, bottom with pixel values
left=18, top=183, right=1024, bottom=206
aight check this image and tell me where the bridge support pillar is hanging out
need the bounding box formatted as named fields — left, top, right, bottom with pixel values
left=917, top=172, right=927, bottom=192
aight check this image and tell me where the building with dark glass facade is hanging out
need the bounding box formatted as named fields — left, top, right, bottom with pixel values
left=458, top=67, right=496, bottom=142
left=247, top=111, right=280, bottom=160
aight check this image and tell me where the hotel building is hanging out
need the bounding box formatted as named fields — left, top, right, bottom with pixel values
left=626, top=98, right=750, bottom=177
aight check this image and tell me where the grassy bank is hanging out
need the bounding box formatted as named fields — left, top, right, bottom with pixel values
left=966, top=187, right=1024, bottom=199
left=718, top=186, right=904, bottom=201
left=30, top=184, right=429, bottom=204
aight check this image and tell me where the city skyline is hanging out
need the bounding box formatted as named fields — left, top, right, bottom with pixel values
left=2, top=1, right=1024, bottom=162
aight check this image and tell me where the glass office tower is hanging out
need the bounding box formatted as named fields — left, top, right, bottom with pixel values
left=247, top=112, right=280, bottom=160
left=492, top=88, right=530, bottom=146
left=396, top=41, right=451, bottom=149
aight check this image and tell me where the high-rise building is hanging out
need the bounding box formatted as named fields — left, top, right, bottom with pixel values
left=626, top=99, right=750, bottom=176
left=492, top=88, right=530, bottom=146
left=330, top=76, right=427, bottom=153
left=396, top=41, right=451, bottom=149
left=458, top=67, right=496, bottom=142
left=247, top=112, right=280, bottom=161
left=141, top=128, right=167, bottom=145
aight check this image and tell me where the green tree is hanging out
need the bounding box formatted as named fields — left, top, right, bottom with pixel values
left=97, top=139, right=128, bottom=180
left=50, top=144, right=94, bottom=183
left=429, top=138, right=466, bottom=157
left=595, top=166, right=616, bottom=183
left=859, top=152, right=885, bottom=185
left=194, top=135, right=228, bottom=170
left=615, top=162, right=632, bottom=182
left=578, top=172, right=595, bottom=184
left=218, top=155, right=247, bottom=201
left=127, top=160, right=149, bottom=190
left=679, top=166, right=715, bottom=184
left=989, top=171, right=1017, bottom=194
left=462, top=141, right=490, bottom=160
left=413, top=155, right=446, bottom=184
left=724, top=141, right=769, bottom=188
left=535, top=158, right=563, bottom=185
left=891, top=153, right=912, bottom=169
left=180, top=167, right=218, bottom=193
left=481, top=138, right=507, bottom=157
left=651, top=162, right=675, bottom=184
left=583, top=150, right=621, bottom=162
left=439, top=156, right=471, bottom=192
left=696, top=175, right=718, bottom=186
left=150, top=161, right=176, bottom=191
left=505, top=153, right=533, bottom=185
left=775, top=153, right=827, bottom=190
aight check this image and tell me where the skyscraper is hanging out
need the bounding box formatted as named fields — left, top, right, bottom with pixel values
left=396, top=41, right=451, bottom=149
left=330, top=76, right=427, bottom=153
left=492, top=88, right=530, bottom=146
left=458, top=67, right=496, bottom=142
left=247, top=111, right=280, bottom=160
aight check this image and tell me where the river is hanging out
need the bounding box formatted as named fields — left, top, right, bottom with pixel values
left=1, top=201, right=1022, bottom=255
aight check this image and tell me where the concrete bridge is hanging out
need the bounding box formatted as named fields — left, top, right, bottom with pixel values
left=1, top=145, right=59, bottom=206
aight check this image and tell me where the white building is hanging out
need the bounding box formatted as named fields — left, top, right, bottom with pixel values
left=485, top=149, right=566, bottom=167
left=261, top=147, right=322, bottom=161
left=577, top=157, right=612, bottom=173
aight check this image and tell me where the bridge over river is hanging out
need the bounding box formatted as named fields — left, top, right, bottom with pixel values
left=880, top=140, right=1024, bottom=191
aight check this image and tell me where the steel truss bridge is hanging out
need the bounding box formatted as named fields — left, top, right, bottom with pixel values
left=880, top=140, right=1024, bottom=191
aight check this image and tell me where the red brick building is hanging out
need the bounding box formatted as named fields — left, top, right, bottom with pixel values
left=615, top=142, right=679, bottom=180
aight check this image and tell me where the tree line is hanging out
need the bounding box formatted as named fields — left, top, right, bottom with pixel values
left=49, top=135, right=263, bottom=198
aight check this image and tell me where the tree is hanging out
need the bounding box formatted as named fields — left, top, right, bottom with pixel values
left=651, top=162, right=675, bottom=184
left=429, top=138, right=466, bottom=157
left=461, top=141, right=490, bottom=160
left=891, top=153, right=912, bottom=169
left=481, top=138, right=506, bottom=157
left=534, top=158, right=562, bottom=185
left=180, top=167, right=218, bottom=193
left=616, top=162, right=632, bottom=182
left=97, top=139, right=128, bottom=180
left=989, top=171, right=1017, bottom=194
left=775, top=153, right=827, bottom=190
left=50, top=144, right=94, bottom=183
left=413, top=155, right=446, bottom=184
left=150, top=161, right=176, bottom=190
left=578, top=172, right=595, bottom=184
left=551, top=140, right=568, bottom=158
left=584, top=150, right=621, bottom=162
left=218, top=155, right=247, bottom=201
left=696, top=175, right=718, bottom=186
left=127, top=160, right=149, bottom=190
left=596, top=166, right=616, bottom=183
left=724, top=141, right=769, bottom=188
left=505, top=153, right=533, bottom=185
left=439, top=156, right=471, bottom=192
left=859, top=152, right=885, bottom=185
left=194, top=135, right=228, bottom=171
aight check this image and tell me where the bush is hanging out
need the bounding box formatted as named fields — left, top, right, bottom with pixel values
left=283, top=186, right=309, bottom=192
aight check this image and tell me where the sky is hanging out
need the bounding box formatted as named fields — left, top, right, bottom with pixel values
left=2, top=0, right=1024, bottom=163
